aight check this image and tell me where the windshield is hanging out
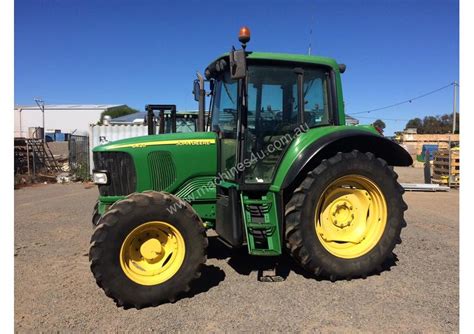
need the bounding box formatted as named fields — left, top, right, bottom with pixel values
left=164, top=117, right=197, bottom=133
left=211, top=63, right=331, bottom=183
left=211, top=71, right=238, bottom=137
left=162, top=115, right=197, bottom=133
left=211, top=71, right=238, bottom=173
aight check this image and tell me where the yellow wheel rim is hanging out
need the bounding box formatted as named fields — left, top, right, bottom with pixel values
left=120, top=221, right=185, bottom=286
left=315, top=175, right=387, bottom=259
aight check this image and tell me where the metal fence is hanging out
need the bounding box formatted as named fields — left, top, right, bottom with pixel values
left=69, top=135, right=90, bottom=180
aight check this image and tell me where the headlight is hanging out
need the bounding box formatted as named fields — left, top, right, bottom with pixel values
left=93, top=171, right=108, bottom=185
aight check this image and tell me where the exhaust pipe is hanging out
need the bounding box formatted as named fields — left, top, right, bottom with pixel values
left=196, top=72, right=205, bottom=132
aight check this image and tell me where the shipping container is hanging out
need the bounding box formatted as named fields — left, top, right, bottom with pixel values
left=88, top=124, right=148, bottom=174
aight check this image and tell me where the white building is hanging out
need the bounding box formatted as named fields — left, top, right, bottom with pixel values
left=14, top=104, right=125, bottom=138
left=345, top=115, right=360, bottom=126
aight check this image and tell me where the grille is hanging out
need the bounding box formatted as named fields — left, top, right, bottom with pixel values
left=148, top=151, right=177, bottom=191
left=93, top=152, right=136, bottom=196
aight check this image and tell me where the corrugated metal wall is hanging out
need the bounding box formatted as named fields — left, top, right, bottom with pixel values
left=88, top=124, right=148, bottom=173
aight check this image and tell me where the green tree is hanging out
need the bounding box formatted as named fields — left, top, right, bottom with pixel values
left=100, top=105, right=139, bottom=123
left=439, top=114, right=452, bottom=133
left=373, top=119, right=386, bottom=130
left=405, top=118, right=423, bottom=131
left=404, top=113, right=459, bottom=134
left=423, top=116, right=441, bottom=133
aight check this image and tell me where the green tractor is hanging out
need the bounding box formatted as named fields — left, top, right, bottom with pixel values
left=89, top=27, right=412, bottom=308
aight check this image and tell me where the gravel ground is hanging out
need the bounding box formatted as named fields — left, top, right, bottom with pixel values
left=14, top=167, right=459, bottom=332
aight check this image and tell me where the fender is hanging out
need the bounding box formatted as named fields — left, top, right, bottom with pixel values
left=275, top=128, right=412, bottom=191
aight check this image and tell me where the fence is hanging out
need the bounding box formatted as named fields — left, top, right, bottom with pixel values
left=69, top=135, right=90, bottom=180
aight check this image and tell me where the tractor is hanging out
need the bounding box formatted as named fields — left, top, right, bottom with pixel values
left=89, top=27, right=412, bottom=308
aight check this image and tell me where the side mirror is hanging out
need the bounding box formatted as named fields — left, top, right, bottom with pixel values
left=229, top=47, right=246, bottom=80
left=193, top=79, right=200, bottom=102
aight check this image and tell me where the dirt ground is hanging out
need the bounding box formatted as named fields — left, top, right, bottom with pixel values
left=14, top=167, right=459, bottom=332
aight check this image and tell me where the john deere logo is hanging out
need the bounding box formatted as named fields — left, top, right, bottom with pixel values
left=176, top=140, right=214, bottom=146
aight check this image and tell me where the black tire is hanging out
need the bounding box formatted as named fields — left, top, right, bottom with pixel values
left=92, top=202, right=101, bottom=228
left=89, top=191, right=208, bottom=308
left=285, top=150, right=407, bottom=281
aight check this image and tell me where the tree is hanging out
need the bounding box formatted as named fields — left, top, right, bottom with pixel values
left=422, top=116, right=441, bottom=134
left=373, top=119, right=386, bottom=130
left=100, top=105, right=139, bottom=123
left=404, top=113, right=459, bottom=134
left=405, top=117, right=423, bottom=131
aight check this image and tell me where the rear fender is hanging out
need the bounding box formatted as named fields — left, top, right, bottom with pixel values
left=274, top=129, right=412, bottom=192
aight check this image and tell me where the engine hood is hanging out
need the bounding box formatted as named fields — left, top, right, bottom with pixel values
left=93, top=131, right=218, bottom=152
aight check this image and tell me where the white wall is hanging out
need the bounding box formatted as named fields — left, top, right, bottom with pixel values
left=88, top=124, right=148, bottom=173
left=14, top=108, right=104, bottom=137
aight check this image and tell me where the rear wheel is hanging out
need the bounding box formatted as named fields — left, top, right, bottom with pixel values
left=89, top=191, right=207, bottom=308
left=285, top=151, right=407, bottom=281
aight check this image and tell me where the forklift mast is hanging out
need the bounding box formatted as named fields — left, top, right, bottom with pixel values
left=145, top=104, right=177, bottom=135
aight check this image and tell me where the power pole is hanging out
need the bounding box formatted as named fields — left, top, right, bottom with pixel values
left=452, top=81, right=457, bottom=134
left=448, top=81, right=458, bottom=187
left=34, top=98, right=45, bottom=142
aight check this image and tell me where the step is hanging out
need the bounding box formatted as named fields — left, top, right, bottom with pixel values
left=246, top=223, right=275, bottom=229
left=242, top=199, right=273, bottom=205
left=241, top=192, right=282, bottom=256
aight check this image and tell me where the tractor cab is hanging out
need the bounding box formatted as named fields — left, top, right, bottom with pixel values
left=204, top=28, right=346, bottom=252
left=208, top=53, right=339, bottom=184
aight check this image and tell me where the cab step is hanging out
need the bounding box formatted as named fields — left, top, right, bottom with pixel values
left=241, top=192, right=282, bottom=256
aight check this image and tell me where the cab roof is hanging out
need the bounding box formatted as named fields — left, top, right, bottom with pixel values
left=247, top=52, right=340, bottom=69
left=207, top=51, right=341, bottom=73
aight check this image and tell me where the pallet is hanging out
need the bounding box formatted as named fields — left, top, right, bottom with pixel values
left=432, top=177, right=459, bottom=188
left=432, top=159, right=459, bottom=166
left=434, top=156, right=459, bottom=163
left=433, top=167, right=459, bottom=175
left=432, top=149, right=460, bottom=188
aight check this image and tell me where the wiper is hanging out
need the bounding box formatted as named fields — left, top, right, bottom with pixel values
left=178, top=120, right=194, bottom=132
left=304, top=78, right=316, bottom=98
left=223, top=82, right=235, bottom=105
left=296, top=78, right=317, bottom=111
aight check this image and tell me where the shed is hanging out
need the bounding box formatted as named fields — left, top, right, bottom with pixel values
left=345, top=115, right=360, bottom=126
left=14, top=104, right=125, bottom=138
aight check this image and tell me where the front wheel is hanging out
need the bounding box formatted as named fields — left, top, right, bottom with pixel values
left=89, top=191, right=207, bottom=308
left=285, top=151, right=407, bottom=281
left=91, top=202, right=101, bottom=227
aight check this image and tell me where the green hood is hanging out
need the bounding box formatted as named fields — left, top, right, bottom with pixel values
left=93, top=131, right=217, bottom=152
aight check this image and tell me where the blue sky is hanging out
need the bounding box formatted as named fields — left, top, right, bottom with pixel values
left=15, top=0, right=459, bottom=135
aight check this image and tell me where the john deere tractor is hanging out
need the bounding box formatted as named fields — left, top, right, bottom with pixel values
left=89, top=27, right=412, bottom=308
